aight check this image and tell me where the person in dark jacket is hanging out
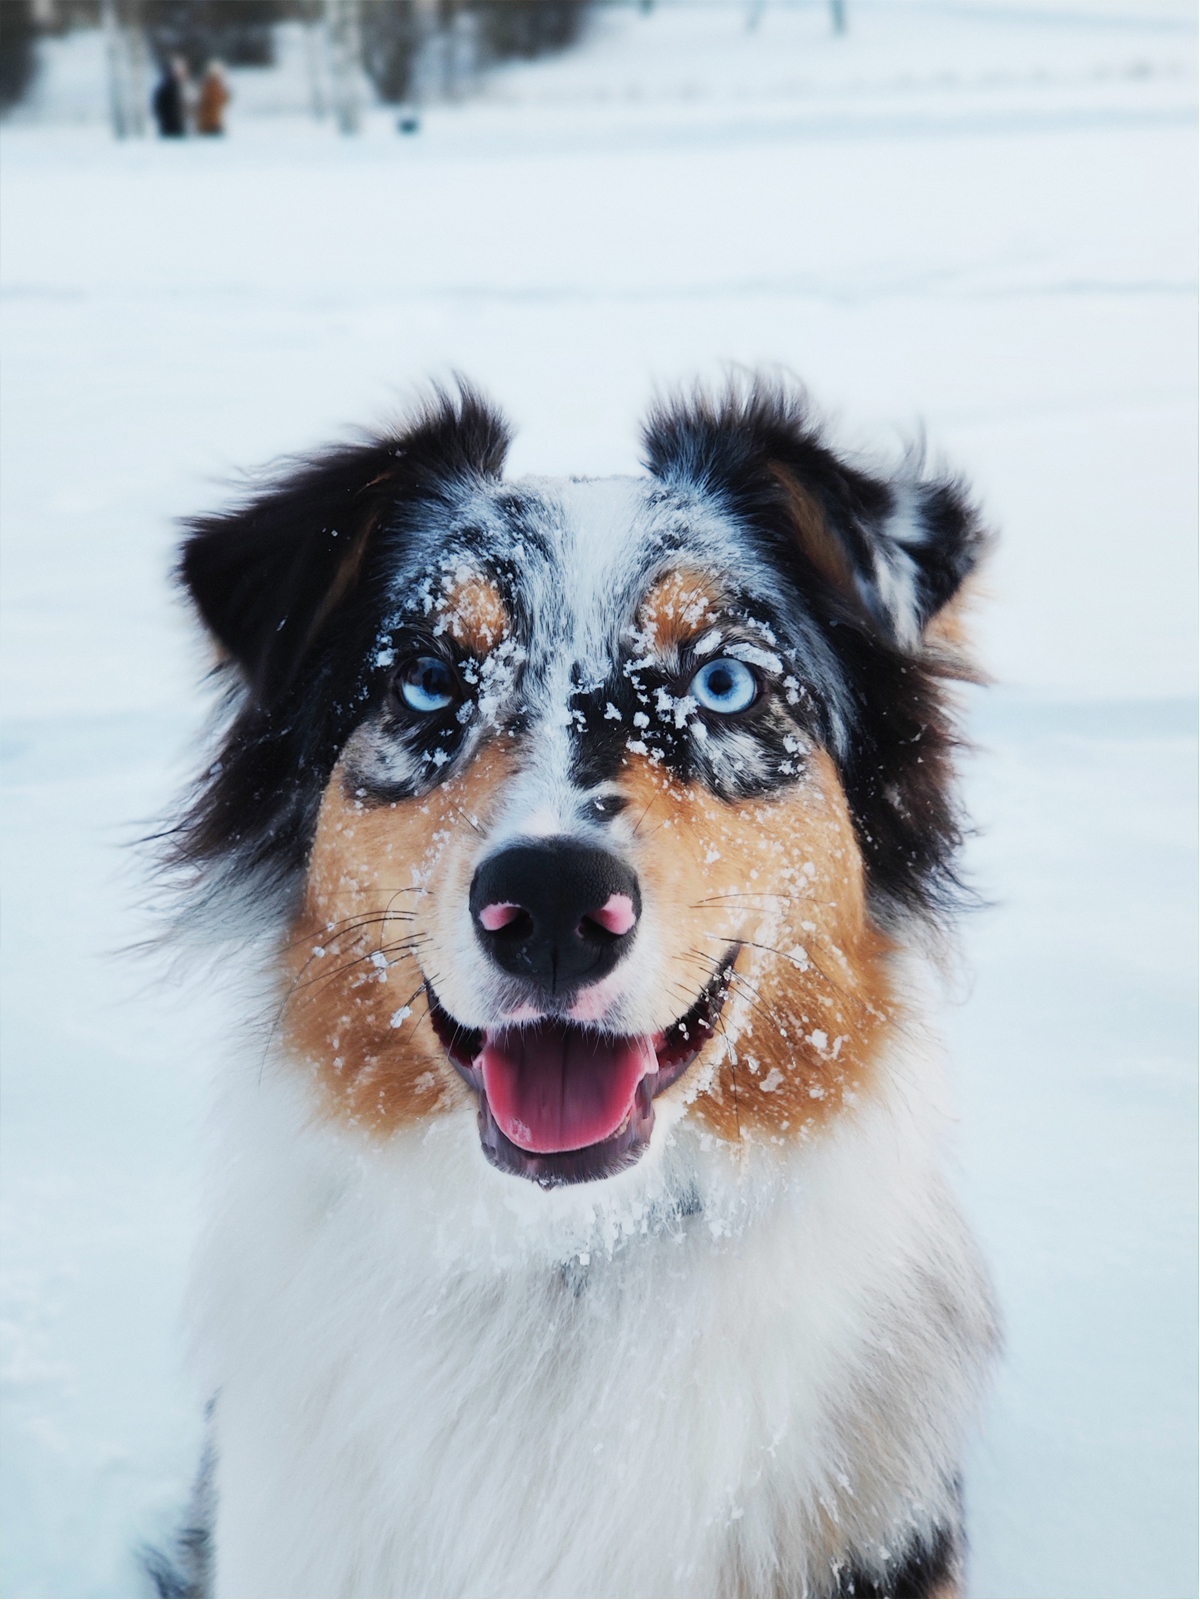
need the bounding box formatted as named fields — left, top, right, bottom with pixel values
left=152, top=57, right=188, bottom=137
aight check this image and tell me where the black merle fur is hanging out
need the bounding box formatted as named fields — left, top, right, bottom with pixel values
left=140, top=1416, right=215, bottom=1598
left=641, top=380, right=984, bottom=645
left=164, top=383, right=511, bottom=918
left=167, top=376, right=986, bottom=935
left=642, top=379, right=989, bottom=925
left=565, top=614, right=823, bottom=800
left=832, top=1522, right=960, bottom=1598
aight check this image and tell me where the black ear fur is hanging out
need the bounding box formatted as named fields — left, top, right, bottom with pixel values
left=162, top=383, right=510, bottom=927
left=180, top=382, right=510, bottom=706
left=642, top=378, right=990, bottom=927
left=641, top=378, right=986, bottom=650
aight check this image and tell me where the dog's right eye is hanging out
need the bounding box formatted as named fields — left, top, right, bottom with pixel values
left=689, top=657, right=758, bottom=715
left=394, top=656, right=458, bottom=715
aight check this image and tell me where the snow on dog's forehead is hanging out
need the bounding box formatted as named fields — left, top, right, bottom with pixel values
left=392, top=471, right=785, bottom=664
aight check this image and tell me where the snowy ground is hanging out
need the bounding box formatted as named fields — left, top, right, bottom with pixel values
left=1, top=2, right=1196, bottom=1595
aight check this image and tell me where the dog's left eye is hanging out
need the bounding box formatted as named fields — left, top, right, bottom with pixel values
left=689, top=657, right=757, bottom=714
left=395, top=656, right=458, bottom=714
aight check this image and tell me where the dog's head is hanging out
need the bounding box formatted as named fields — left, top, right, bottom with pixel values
left=174, top=379, right=985, bottom=1186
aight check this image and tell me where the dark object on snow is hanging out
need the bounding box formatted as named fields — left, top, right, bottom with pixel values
left=152, top=59, right=187, bottom=136
left=0, top=0, right=38, bottom=115
left=397, top=112, right=419, bottom=134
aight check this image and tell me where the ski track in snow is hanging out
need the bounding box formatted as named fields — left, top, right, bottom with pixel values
left=1, top=2, right=1196, bottom=1595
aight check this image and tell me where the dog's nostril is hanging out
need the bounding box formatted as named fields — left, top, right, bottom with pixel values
left=579, top=893, right=638, bottom=940
left=479, top=901, right=523, bottom=933
left=479, top=904, right=535, bottom=944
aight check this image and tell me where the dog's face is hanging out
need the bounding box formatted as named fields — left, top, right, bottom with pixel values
left=176, top=383, right=983, bottom=1186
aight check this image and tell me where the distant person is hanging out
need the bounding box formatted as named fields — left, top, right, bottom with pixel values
left=196, top=61, right=230, bottom=137
left=152, top=56, right=188, bottom=138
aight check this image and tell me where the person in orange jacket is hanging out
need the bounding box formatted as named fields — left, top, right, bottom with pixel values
left=196, top=61, right=230, bottom=136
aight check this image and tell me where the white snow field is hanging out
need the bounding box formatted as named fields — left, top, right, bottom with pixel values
left=1, top=2, right=1195, bottom=1595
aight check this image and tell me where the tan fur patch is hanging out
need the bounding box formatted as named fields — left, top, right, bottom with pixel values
left=637, top=567, right=726, bottom=653
left=282, top=739, right=516, bottom=1134
left=437, top=575, right=509, bottom=654
left=924, top=572, right=988, bottom=679
left=927, top=1579, right=962, bottom=1599
left=769, top=462, right=855, bottom=593
left=618, top=747, right=896, bottom=1144
left=303, top=523, right=373, bottom=653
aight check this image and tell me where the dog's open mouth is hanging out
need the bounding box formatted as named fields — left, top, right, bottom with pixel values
left=428, top=948, right=738, bottom=1187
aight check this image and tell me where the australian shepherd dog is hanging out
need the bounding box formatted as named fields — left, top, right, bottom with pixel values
left=157, top=377, right=998, bottom=1599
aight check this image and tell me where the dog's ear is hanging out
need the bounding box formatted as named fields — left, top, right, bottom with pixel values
left=180, top=384, right=510, bottom=706
left=641, top=380, right=986, bottom=651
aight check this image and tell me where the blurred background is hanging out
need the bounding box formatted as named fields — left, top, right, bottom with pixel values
left=0, top=1, right=1195, bottom=1595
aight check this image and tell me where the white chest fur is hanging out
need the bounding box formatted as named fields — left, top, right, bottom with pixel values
left=193, top=1032, right=994, bottom=1599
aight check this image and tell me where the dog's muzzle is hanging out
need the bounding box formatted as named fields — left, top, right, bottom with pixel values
left=429, top=840, right=737, bottom=1186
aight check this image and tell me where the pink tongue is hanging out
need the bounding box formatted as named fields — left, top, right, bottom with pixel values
left=479, top=1022, right=657, bottom=1154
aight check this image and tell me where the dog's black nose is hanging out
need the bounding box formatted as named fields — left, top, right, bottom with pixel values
left=470, top=840, right=641, bottom=995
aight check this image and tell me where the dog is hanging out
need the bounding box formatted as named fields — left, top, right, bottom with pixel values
left=156, top=377, right=998, bottom=1599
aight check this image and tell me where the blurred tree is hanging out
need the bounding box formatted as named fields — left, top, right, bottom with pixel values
left=0, top=0, right=39, bottom=113
left=472, top=0, right=591, bottom=63
left=103, top=0, right=147, bottom=134
left=359, top=0, right=592, bottom=107
left=0, top=0, right=594, bottom=120
left=325, top=0, right=361, bottom=130
left=359, top=0, right=420, bottom=104
left=142, top=0, right=282, bottom=72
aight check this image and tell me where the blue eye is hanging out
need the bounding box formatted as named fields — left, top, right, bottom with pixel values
left=689, top=657, right=758, bottom=714
left=397, top=656, right=457, bottom=714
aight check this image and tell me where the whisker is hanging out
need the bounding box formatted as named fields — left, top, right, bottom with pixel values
left=451, top=804, right=484, bottom=838
left=629, top=795, right=658, bottom=839
left=289, top=935, right=431, bottom=1002
left=260, top=912, right=434, bottom=1082
left=280, top=907, right=419, bottom=958
left=388, top=976, right=432, bottom=1032
left=632, top=813, right=673, bottom=843
left=713, top=1007, right=742, bottom=1143
left=679, top=949, right=782, bottom=1035
left=696, top=933, right=872, bottom=1021
left=688, top=892, right=818, bottom=909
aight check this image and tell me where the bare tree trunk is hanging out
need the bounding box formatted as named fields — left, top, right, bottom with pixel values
left=325, top=0, right=363, bottom=134
left=102, top=0, right=128, bottom=136
left=102, top=0, right=147, bottom=138
left=306, top=17, right=328, bottom=120
left=831, top=0, right=847, bottom=34
left=125, top=4, right=148, bottom=136
left=446, top=5, right=478, bottom=103
left=410, top=0, right=438, bottom=113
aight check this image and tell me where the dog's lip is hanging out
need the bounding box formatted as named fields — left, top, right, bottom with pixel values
left=426, top=950, right=739, bottom=1186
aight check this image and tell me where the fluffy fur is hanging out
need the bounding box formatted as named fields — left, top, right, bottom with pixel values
left=155, top=377, right=998, bottom=1599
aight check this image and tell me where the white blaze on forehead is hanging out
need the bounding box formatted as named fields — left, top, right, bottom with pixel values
left=479, top=477, right=647, bottom=838
left=461, top=478, right=653, bottom=862
left=519, top=475, right=652, bottom=668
